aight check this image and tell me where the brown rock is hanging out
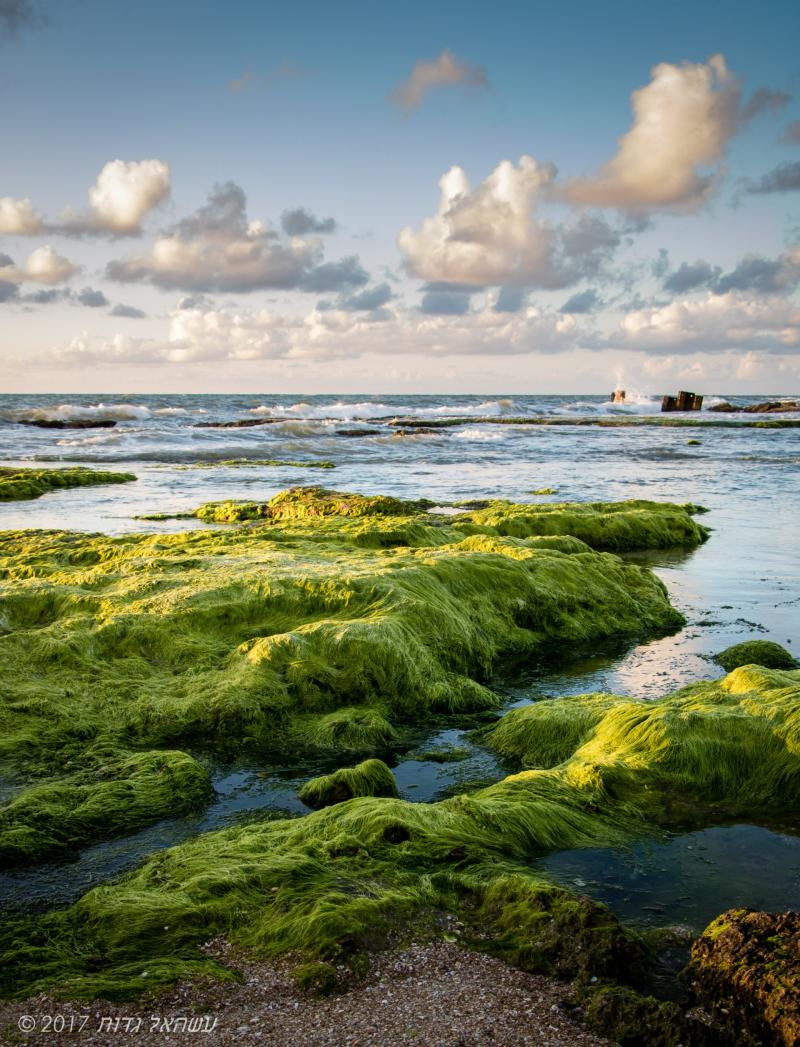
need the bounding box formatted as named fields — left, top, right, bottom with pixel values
left=685, top=908, right=800, bottom=1046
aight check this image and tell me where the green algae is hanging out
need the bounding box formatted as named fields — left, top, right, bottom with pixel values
left=0, top=486, right=726, bottom=997
left=298, top=759, right=398, bottom=809
left=479, top=665, right=800, bottom=819
left=0, top=750, right=211, bottom=868
left=0, top=467, right=136, bottom=502
left=714, top=639, right=797, bottom=672
left=290, top=961, right=338, bottom=995
left=1, top=666, right=798, bottom=1000
left=188, top=486, right=710, bottom=552
left=0, top=489, right=701, bottom=867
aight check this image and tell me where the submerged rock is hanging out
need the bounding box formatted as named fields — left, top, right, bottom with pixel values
left=714, top=640, right=797, bottom=672
left=686, top=908, right=800, bottom=1046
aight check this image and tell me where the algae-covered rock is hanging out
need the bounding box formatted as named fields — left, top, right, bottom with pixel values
left=0, top=467, right=136, bottom=502
left=0, top=497, right=688, bottom=778
left=686, top=909, right=800, bottom=1046
left=298, top=759, right=398, bottom=809
left=291, top=961, right=338, bottom=995
left=714, top=639, right=797, bottom=672
left=479, top=666, right=800, bottom=817
left=0, top=750, right=211, bottom=867
left=583, top=985, right=719, bottom=1047
left=1, top=667, right=799, bottom=1001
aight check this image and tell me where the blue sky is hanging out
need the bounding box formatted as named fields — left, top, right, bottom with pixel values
left=1, top=0, right=799, bottom=392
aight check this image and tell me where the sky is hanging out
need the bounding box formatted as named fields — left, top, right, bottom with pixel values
left=1, top=0, right=799, bottom=394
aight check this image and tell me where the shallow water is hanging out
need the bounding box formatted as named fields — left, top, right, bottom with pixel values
left=538, top=822, right=800, bottom=933
left=1, top=392, right=799, bottom=924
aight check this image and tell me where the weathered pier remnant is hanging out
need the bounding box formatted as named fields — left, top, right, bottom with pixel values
left=662, top=390, right=703, bottom=412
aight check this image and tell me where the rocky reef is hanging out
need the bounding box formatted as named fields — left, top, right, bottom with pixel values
left=0, top=467, right=136, bottom=502
left=0, top=485, right=796, bottom=1031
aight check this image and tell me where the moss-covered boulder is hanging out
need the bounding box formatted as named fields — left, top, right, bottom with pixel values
left=298, top=759, right=398, bottom=809
left=685, top=909, right=800, bottom=1046
left=0, top=750, right=211, bottom=867
left=714, top=640, right=797, bottom=672
left=0, top=467, right=136, bottom=502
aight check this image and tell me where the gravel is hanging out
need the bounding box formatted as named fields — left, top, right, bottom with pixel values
left=0, top=940, right=614, bottom=1046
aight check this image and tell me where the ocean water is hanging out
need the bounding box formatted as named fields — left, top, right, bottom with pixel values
left=1, top=392, right=799, bottom=919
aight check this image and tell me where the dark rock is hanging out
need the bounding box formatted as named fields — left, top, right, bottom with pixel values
left=335, top=428, right=384, bottom=437
left=18, top=419, right=117, bottom=430
left=708, top=400, right=800, bottom=414
left=193, top=419, right=278, bottom=428
left=685, top=908, right=800, bottom=1047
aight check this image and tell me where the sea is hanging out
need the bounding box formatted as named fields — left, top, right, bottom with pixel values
left=1, top=392, right=799, bottom=927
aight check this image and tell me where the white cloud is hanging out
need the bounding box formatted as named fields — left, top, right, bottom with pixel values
left=561, top=55, right=740, bottom=212
left=616, top=291, right=800, bottom=353
left=389, top=49, right=488, bottom=112
left=0, top=245, right=81, bottom=285
left=1, top=160, right=170, bottom=238
left=46, top=296, right=583, bottom=366
left=60, top=159, right=171, bottom=235
left=0, top=196, right=43, bottom=234
left=398, top=157, right=561, bottom=286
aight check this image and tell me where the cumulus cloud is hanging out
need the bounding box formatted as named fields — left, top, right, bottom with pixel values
left=0, top=281, right=18, bottom=302
left=662, top=260, right=721, bottom=293
left=560, top=55, right=740, bottom=212
left=0, top=245, right=80, bottom=285
left=299, top=256, right=368, bottom=292
left=76, top=287, right=109, bottom=308
left=743, top=160, right=800, bottom=195
left=616, top=290, right=800, bottom=354
left=280, top=208, right=337, bottom=236
left=714, top=250, right=800, bottom=294
left=389, top=49, right=488, bottom=113
left=560, top=288, right=600, bottom=314
left=0, top=196, right=44, bottom=234
left=110, top=303, right=146, bottom=318
left=1, top=160, right=170, bottom=237
left=398, top=157, right=558, bottom=286
left=659, top=250, right=800, bottom=296
left=106, top=182, right=320, bottom=292
left=59, top=159, right=171, bottom=236
left=398, top=157, right=623, bottom=289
